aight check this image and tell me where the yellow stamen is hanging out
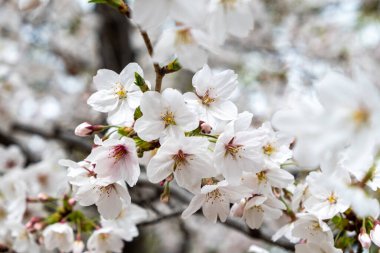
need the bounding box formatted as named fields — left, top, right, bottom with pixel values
left=161, top=111, right=176, bottom=127
left=262, top=144, right=275, bottom=156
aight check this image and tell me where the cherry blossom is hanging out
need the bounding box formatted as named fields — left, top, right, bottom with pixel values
left=42, top=223, right=74, bottom=253
left=134, top=88, right=198, bottom=142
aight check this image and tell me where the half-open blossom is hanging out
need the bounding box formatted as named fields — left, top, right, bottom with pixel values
left=86, top=137, right=140, bottom=186
left=359, top=229, right=371, bottom=249
left=242, top=195, right=285, bottom=229
left=147, top=136, right=216, bottom=192
left=87, top=227, right=124, bottom=253
left=87, top=63, right=146, bottom=124
left=74, top=179, right=131, bottom=220
left=134, top=88, right=198, bottom=142
left=42, top=223, right=74, bottom=253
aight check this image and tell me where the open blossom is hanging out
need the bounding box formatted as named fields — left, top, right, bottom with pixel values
left=134, top=88, right=198, bottom=142
left=182, top=180, right=251, bottom=222
left=0, top=145, right=25, bottom=171
left=304, top=171, right=350, bottom=220
left=86, top=137, right=140, bottom=186
left=42, top=223, right=74, bottom=253
left=207, top=0, right=254, bottom=44
left=273, top=72, right=380, bottom=171
left=87, top=227, right=124, bottom=253
left=87, top=63, right=146, bottom=124
left=242, top=167, right=294, bottom=195
left=101, top=204, right=148, bottom=241
left=255, top=122, right=293, bottom=167
left=9, top=223, right=39, bottom=253
left=184, top=65, right=238, bottom=125
left=292, top=214, right=334, bottom=243
left=214, top=119, right=264, bottom=185
left=242, top=195, right=285, bottom=229
left=74, top=179, right=131, bottom=220
left=295, top=241, right=342, bottom=253
left=153, top=27, right=216, bottom=72
left=147, top=136, right=216, bottom=192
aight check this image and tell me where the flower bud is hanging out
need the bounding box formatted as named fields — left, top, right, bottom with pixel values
left=370, top=222, right=380, bottom=247
left=68, top=198, right=76, bottom=206
left=75, top=122, right=105, bottom=137
left=359, top=229, right=371, bottom=249
left=230, top=199, right=246, bottom=218
left=37, top=193, right=49, bottom=201
left=200, top=122, right=212, bottom=134
left=73, top=240, right=85, bottom=253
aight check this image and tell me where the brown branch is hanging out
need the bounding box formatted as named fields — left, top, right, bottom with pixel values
left=138, top=210, right=183, bottom=227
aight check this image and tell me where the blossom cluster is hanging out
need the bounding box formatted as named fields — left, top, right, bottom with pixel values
left=3, top=0, right=380, bottom=252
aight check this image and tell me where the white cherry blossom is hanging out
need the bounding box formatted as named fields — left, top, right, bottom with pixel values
left=134, top=88, right=198, bottom=142
left=184, top=65, right=238, bottom=126
left=86, top=137, right=140, bottom=186
left=87, top=227, right=124, bottom=253
left=182, top=180, right=251, bottom=222
left=42, top=223, right=74, bottom=253
left=147, top=136, right=216, bottom=192
left=87, top=63, right=146, bottom=124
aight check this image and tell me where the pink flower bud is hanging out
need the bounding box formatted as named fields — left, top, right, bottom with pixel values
left=75, top=122, right=93, bottom=137
left=359, top=229, right=371, bottom=249
left=73, top=240, right=85, bottom=253
left=75, top=122, right=105, bottom=137
left=68, top=198, right=76, bottom=206
left=37, top=193, right=49, bottom=201
left=200, top=123, right=212, bottom=134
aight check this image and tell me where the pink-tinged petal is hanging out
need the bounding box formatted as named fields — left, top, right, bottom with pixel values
left=97, top=187, right=122, bottom=219
left=147, top=155, right=174, bottom=183
left=114, top=183, right=131, bottom=204
left=181, top=194, right=206, bottom=219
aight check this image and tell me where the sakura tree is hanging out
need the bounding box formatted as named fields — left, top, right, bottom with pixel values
left=1, top=0, right=380, bottom=253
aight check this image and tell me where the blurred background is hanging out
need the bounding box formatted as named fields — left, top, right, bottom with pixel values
left=0, top=0, right=380, bottom=252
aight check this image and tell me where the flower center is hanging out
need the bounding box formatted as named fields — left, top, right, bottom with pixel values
left=114, top=82, right=127, bottom=99
left=175, top=29, right=193, bottom=45
left=99, top=233, right=110, bottom=240
left=262, top=143, right=275, bottom=156
left=161, top=111, right=176, bottom=127
left=327, top=193, right=337, bottom=204
left=256, top=171, right=267, bottom=182
left=172, top=150, right=189, bottom=171
left=224, top=138, right=243, bottom=159
left=110, top=145, right=128, bottom=161
left=206, top=189, right=224, bottom=204
left=352, top=108, right=369, bottom=126
left=201, top=90, right=215, bottom=106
